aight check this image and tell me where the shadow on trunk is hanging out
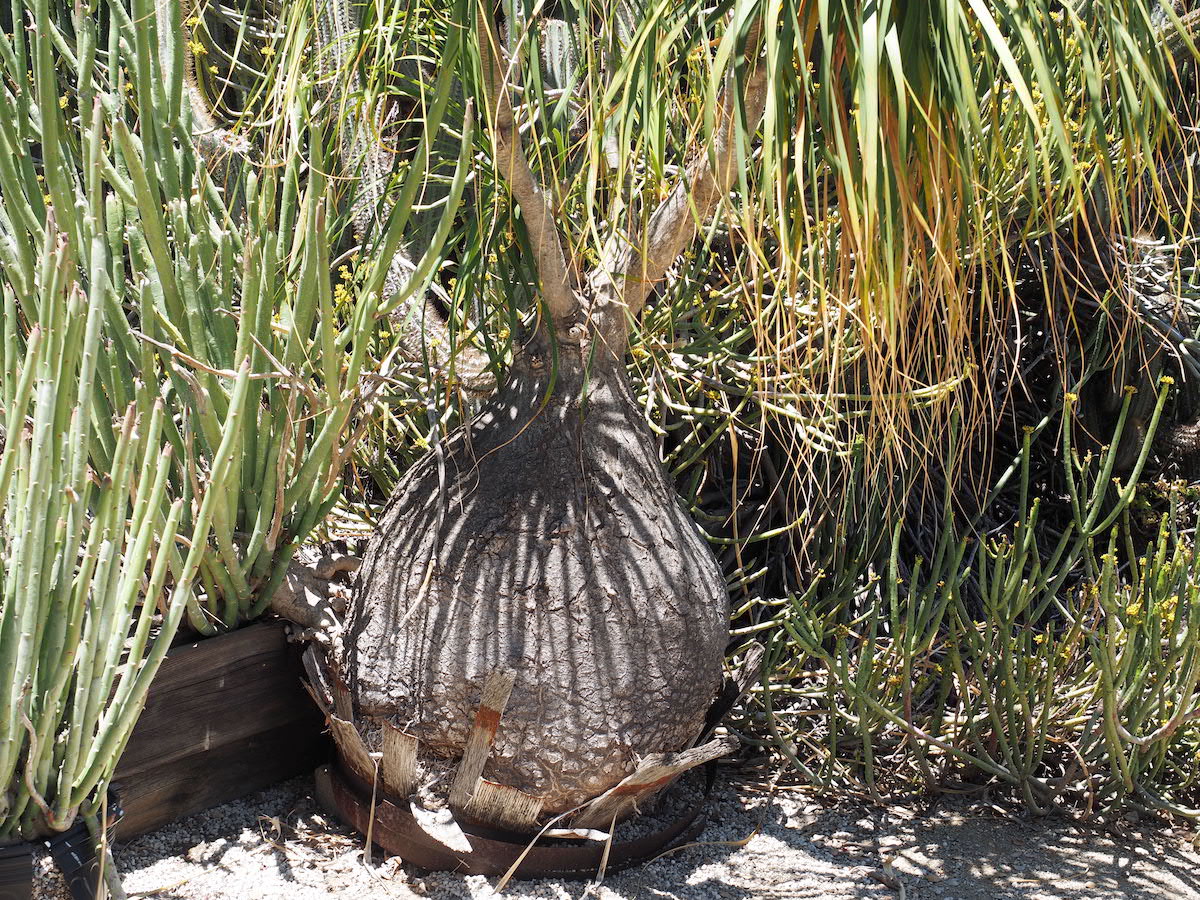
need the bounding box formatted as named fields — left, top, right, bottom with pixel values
left=339, top=350, right=728, bottom=812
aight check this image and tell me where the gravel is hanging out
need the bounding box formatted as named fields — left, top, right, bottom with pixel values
left=29, top=773, right=1200, bottom=899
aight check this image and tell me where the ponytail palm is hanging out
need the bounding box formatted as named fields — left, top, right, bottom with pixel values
left=299, top=0, right=772, bottom=824
left=263, top=0, right=1200, bottom=829
left=742, top=0, right=1191, bottom=503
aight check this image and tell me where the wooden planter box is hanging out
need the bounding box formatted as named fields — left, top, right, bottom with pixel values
left=0, top=623, right=321, bottom=898
left=112, top=621, right=330, bottom=839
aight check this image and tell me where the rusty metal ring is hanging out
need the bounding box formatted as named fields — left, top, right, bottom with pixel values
left=315, top=761, right=715, bottom=880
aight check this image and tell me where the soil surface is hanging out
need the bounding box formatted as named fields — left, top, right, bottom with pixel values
left=34, top=772, right=1200, bottom=899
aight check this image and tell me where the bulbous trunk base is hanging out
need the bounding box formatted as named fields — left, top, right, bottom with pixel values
left=333, top=356, right=729, bottom=815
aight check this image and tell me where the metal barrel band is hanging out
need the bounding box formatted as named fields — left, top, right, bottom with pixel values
left=316, top=760, right=716, bottom=880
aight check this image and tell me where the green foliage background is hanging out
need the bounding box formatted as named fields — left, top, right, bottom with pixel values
left=5, top=0, right=1200, bottom=838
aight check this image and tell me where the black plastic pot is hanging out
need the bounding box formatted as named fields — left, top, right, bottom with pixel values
left=44, top=816, right=107, bottom=900
left=0, top=795, right=121, bottom=900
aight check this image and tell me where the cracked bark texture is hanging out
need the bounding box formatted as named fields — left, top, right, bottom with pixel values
left=337, top=350, right=728, bottom=813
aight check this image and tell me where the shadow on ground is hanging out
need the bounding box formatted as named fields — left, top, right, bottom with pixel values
left=104, top=773, right=1200, bottom=900
left=872, top=808, right=1200, bottom=900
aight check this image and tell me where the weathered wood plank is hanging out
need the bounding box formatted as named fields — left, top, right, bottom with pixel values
left=112, top=621, right=329, bottom=839
left=462, top=780, right=543, bottom=831
left=448, top=670, right=515, bottom=812
left=381, top=723, right=419, bottom=799
left=329, top=717, right=375, bottom=783
left=573, top=735, right=735, bottom=828
left=117, top=623, right=312, bottom=774
left=113, top=719, right=327, bottom=839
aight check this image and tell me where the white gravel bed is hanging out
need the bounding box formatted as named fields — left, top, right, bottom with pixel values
left=32, top=773, right=1200, bottom=899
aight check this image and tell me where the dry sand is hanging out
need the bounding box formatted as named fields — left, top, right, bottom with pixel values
left=30, top=772, right=1191, bottom=900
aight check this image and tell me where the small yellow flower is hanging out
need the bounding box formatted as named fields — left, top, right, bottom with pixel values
left=58, top=94, right=68, bottom=109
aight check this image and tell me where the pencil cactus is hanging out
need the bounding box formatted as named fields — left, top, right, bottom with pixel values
left=0, top=168, right=245, bottom=843
left=0, top=0, right=413, bottom=842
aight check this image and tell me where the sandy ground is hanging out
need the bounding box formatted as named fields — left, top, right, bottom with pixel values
left=33, top=772, right=1200, bottom=900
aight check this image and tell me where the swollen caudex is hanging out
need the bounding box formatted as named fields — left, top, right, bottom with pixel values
left=313, top=354, right=733, bottom=824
